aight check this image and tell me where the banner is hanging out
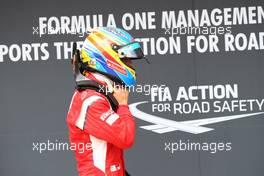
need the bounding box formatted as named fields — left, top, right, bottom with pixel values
left=1, top=0, right=264, bottom=175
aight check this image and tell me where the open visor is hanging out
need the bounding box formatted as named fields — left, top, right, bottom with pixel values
left=113, top=42, right=147, bottom=61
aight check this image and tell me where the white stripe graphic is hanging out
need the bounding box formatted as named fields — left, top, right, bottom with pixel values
left=129, top=101, right=264, bottom=134
left=140, top=124, right=166, bottom=130
left=76, top=96, right=102, bottom=130
left=67, top=91, right=77, bottom=114
left=129, top=101, right=213, bottom=134
left=90, top=135, right=107, bottom=173
left=152, top=127, right=179, bottom=134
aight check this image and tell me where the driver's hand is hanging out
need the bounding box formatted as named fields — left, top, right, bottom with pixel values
left=113, top=86, right=129, bottom=105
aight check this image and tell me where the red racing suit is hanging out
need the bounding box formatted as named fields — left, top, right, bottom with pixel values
left=66, top=89, right=135, bottom=176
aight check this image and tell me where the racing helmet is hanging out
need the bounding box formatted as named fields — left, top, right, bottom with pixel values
left=80, top=27, right=145, bottom=87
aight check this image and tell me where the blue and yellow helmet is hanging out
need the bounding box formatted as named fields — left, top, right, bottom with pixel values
left=81, top=27, right=145, bottom=87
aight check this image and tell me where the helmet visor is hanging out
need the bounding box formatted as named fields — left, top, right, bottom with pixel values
left=114, top=42, right=145, bottom=60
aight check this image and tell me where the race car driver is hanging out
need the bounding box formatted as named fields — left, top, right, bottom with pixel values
left=66, top=27, right=145, bottom=176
